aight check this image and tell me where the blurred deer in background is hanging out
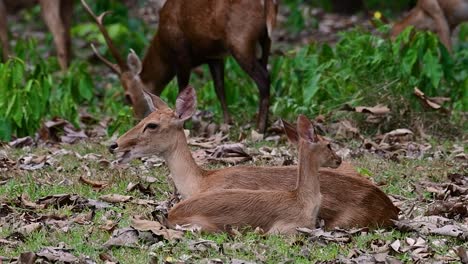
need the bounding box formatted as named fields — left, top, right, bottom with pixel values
left=167, top=115, right=341, bottom=234
left=0, top=0, right=73, bottom=70
left=81, top=0, right=278, bottom=133
left=110, top=86, right=400, bottom=229
left=391, top=0, right=468, bottom=51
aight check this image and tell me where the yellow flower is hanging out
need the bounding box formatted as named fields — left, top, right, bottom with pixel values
left=374, top=11, right=382, bottom=20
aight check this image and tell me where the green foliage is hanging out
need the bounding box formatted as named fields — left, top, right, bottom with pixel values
left=283, top=0, right=307, bottom=34
left=270, top=27, right=467, bottom=120
left=189, top=27, right=466, bottom=125
left=72, top=0, right=150, bottom=58
left=0, top=42, right=95, bottom=141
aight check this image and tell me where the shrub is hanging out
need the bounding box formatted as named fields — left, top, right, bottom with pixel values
left=0, top=44, right=95, bottom=141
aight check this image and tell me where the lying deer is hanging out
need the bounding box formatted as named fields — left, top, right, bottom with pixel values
left=0, top=0, right=73, bottom=70
left=168, top=115, right=341, bottom=234
left=110, top=86, right=399, bottom=229
left=391, top=0, right=468, bottom=51
left=81, top=0, right=278, bottom=133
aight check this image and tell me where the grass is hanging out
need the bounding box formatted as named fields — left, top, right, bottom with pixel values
left=0, top=138, right=466, bottom=263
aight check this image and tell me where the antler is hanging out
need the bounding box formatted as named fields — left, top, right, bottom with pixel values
left=81, top=0, right=128, bottom=74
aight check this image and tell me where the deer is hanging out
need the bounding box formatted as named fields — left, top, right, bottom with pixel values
left=391, top=0, right=468, bottom=51
left=109, top=86, right=400, bottom=229
left=0, top=0, right=73, bottom=70
left=81, top=0, right=278, bottom=133
left=167, top=115, right=341, bottom=234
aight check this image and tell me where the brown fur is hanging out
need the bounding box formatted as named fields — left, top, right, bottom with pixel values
left=0, top=0, right=73, bottom=70
left=112, top=87, right=399, bottom=229
left=82, top=0, right=278, bottom=133
left=169, top=117, right=341, bottom=234
left=391, top=0, right=468, bottom=51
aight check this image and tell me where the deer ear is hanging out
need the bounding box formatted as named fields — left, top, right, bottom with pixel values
left=296, top=114, right=318, bottom=143
left=281, top=119, right=299, bottom=145
left=175, top=86, right=197, bottom=122
left=142, top=89, right=170, bottom=113
left=127, top=50, right=142, bottom=75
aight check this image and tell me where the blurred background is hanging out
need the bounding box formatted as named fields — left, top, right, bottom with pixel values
left=0, top=0, right=466, bottom=142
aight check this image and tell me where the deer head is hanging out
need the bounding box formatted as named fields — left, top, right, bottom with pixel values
left=109, top=86, right=197, bottom=163
left=81, top=0, right=152, bottom=119
left=284, top=116, right=342, bottom=169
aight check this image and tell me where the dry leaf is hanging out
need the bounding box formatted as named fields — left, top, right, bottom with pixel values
left=79, top=176, right=108, bottom=190
left=9, top=137, right=34, bottom=148
left=18, top=223, right=42, bottom=235
left=100, top=194, right=133, bottom=203
left=355, top=104, right=390, bottom=115
left=36, top=246, right=78, bottom=262
left=72, top=211, right=95, bottom=225
left=20, top=194, right=46, bottom=210
left=131, top=216, right=183, bottom=241
left=103, top=228, right=139, bottom=248
left=413, top=87, right=450, bottom=113
left=100, top=220, right=118, bottom=233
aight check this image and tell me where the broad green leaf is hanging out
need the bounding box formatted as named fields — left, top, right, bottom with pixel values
left=422, top=52, right=443, bottom=88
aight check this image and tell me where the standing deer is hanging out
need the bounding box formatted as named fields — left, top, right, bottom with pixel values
left=110, top=86, right=400, bottom=229
left=168, top=115, right=341, bottom=234
left=0, top=0, right=73, bottom=70
left=391, top=0, right=468, bottom=51
left=81, top=0, right=278, bottom=133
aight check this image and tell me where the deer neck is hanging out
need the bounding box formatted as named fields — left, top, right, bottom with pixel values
left=295, top=142, right=321, bottom=202
left=140, top=34, right=175, bottom=95
left=162, top=130, right=204, bottom=198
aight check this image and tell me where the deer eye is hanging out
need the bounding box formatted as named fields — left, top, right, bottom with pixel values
left=144, top=123, right=159, bottom=132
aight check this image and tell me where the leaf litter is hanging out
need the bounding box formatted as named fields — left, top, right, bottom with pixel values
left=1, top=107, right=467, bottom=263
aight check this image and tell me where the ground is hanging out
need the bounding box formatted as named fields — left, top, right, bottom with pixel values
left=0, top=128, right=466, bottom=263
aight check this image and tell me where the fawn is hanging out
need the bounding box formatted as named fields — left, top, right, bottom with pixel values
left=168, top=114, right=341, bottom=234
left=110, top=86, right=399, bottom=229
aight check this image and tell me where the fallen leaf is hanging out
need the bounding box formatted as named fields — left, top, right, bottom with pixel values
left=72, top=210, right=95, bottom=225
left=100, top=194, right=133, bottom=203
left=100, top=220, right=118, bottom=232
left=79, top=176, right=108, bottom=190
left=8, top=137, right=34, bottom=148
left=60, top=126, right=88, bottom=144
left=414, top=87, right=450, bottom=113
left=20, top=194, right=46, bottom=210
left=36, top=246, right=78, bottom=262
left=18, top=223, right=42, bottom=235
left=131, top=216, right=183, bottom=241
left=103, top=228, right=139, bottom=248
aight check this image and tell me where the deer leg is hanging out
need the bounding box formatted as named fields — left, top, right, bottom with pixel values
left=419, top=0, right=452, bottom=51
left=231, top=43, right=270, bottom=133
left=175, top=62, right=191, bottom=92
left=208, top=59, right=232, bottom=124
left=0, top=0, right=10, bottom=61
left=259, top=35, right=271, bottom=68
left=59, top=0, right=73, bottom=64
left=39, top=0, right=69, bottom=70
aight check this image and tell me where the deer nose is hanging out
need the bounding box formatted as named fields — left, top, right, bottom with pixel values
left=109, top=143, right=118, bottom=153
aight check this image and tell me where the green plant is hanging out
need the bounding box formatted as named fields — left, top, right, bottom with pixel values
left=0, top=42, right=95, bottom=141
left=270, top=27, right=467, bottom=120
left=72, top=0, right=150, bottom=59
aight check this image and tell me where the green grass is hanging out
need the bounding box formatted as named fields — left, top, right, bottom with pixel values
left=0, top=139, right=466, bottom=263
